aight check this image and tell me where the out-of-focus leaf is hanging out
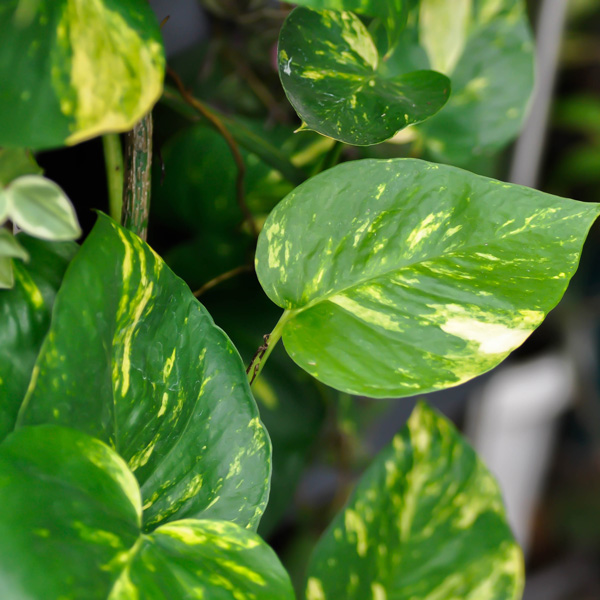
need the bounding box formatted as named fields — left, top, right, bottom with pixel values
left=3, top=175, right=81, bottom=240
left=305, top=402, right=524, bottom=600
left=0, top=148, right=42, bottom=186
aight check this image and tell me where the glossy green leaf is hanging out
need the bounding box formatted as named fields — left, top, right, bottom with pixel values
left=305, top=402, right=523, bottom=600
left=0, top=0, right=165, bottom=149
left=256, top=159, right=600, bottom=398
left=20, top=214, right=271, bottom=531
left=0, top=147, right=42, bottom=186
left=291, top=0, right=408, bottom=51
left=208, top=283, right=326, bottom=537
left=3, top=175, right=81, bottom=240
left=0, top=425, right=295, bottom=600
left=381, top=0, right=534, bottom=165
left=0, top=235, right=76, bottom=431
left=278, top=8, right=450, bottom=146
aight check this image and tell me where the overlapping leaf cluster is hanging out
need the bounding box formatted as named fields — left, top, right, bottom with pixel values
left=0, top=0, right=598, bottom=599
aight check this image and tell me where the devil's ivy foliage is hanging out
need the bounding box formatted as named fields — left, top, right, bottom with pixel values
left=0, top=0, right=595, bottom=599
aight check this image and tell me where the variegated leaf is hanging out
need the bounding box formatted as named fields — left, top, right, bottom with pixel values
left=3, top=175, right=81, bottom=241
left=278, top=8, right=449, bottom=146
left=255, top=159, right=600, bottom=397
left=0, top=0, right=165, bottom=149
left=381, top=0, right=534, bottom=166
left=0, top=425, right=294, bottom=600
left=305, top=402, right=523, bottom=600
left=0, top=234, right=76, bottom=433
left=291, top=0, right=408, bottom=51
left=19, top=214, right=271, bottom=531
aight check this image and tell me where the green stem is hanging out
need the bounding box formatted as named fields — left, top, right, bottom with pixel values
left=122, top=112, right=153, bottom=241
left=102, top=134, right=124, bottom=223
left=247, top=310, right=294, bottom=385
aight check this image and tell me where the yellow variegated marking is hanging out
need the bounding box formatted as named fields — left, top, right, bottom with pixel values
left=344, top=508, right=368, bottom=557
left=435, top=305, right=544, bottom=355
left=406, top=211, right=450, bottom=250
left=54, top=0, right=164, bottom=145
left=307, top=577, right=326, bottom=600
left=371, top=582, right=387, bottom=600
left=329, top=295, right=404, bottom=333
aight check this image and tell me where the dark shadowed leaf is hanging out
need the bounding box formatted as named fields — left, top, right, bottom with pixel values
left=0, top=235, right=76, bottom=437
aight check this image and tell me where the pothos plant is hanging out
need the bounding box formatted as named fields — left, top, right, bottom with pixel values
left=0, top=0, right=597, bottom=599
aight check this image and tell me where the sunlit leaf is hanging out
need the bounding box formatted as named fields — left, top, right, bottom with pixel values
left=256, top=159, right=600, bottom=397
left=278, top=8, right=449, bottom=146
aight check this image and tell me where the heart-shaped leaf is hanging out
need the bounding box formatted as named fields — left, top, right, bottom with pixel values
left=0, top=425, right=294, bottom=600
left=278, top=8, right=449, bottom=146
left=19, top=214, right=271, bottom=531
left=256, top=159, right=600, bottom=397
left=0, top=235, right=76, bottom=428
left=0, top=0, right=165, bottom=149
left=305, top=402, right=523, bottom=600
left=3, top=175, right=81, bottom=241
left=381, top=0, right=534, bottom=165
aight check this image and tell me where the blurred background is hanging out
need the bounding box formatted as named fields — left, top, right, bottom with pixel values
left=35, top=1, right=600, bottom=598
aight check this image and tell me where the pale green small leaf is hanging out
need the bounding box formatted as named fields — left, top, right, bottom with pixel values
left=0, top=147, right=42, bottom=187
left=0, top=0, right=165, bottom=149
left=278, top=8, right=449, bottom=146
left=0, top=426, right=294, bottom=600
left=256, top=159, right=600, bottom=397
left=20, top=214, right=271, bottom=531
left=5, top=175, right=81, bottom=241
left=0, top=229, right=29, bottom=261
left=0, top=234, right=76, bottom=438
left=305, top=402, right=524, bottom=600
